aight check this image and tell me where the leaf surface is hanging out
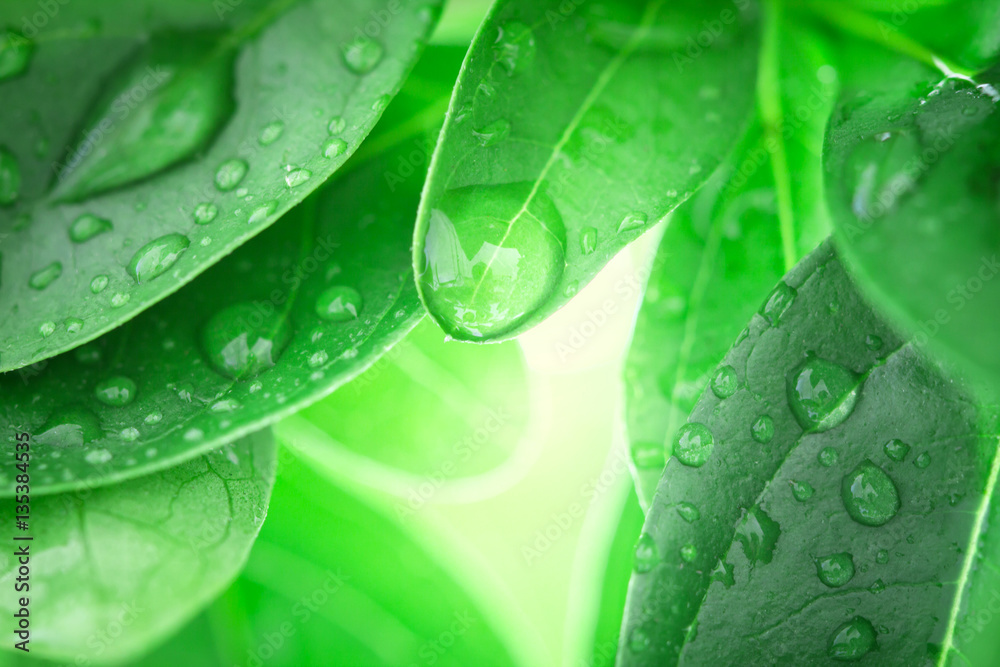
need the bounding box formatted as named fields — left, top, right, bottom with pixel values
left=618, top=241, right=1000, bottom=666
left=0, top=0, right=439, bottom=372
left=0, top=429, right=276, bottom=664
left=412, top=0, right=761, bottom=342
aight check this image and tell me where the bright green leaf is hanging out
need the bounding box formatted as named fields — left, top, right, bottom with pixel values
left=0, top=0, right=440, bottom=373
left=618, top=241, right=1000, bottom=666
left=413, top=0, right=761, bottom=342
left=0, top=429, right=276, bottom=664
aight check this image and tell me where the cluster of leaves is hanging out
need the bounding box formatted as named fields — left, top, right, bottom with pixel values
left=2, top=0, right=1000, bottom=664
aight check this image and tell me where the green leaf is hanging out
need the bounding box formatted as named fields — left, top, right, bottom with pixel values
left=287, top=316, right=530, bottom=491
left=0, top=118, right=427, bottom=496
left=625, top=14, right=834, bottom=508
left=824, top=44, right=1000, bottom=385
left=618, top=241, right=1000, bottom=665
left=0, top=428, right=276, bottom=664
left=0, top=0, right=440, bottom=373
left=412, top=0, right=761, bottom=342
left=108, top=450, right=526, bottom=667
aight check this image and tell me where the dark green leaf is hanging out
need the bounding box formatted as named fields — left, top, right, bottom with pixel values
left=0, top=123, right=426, bottom=496
left=824, top=45, right=1000, bottom=385
left=0, top=429, right=276, bottom=664
left=625, top=14, right=834, bottom=508
left=618, top=241, right=1000, bottom=666
left=412, top=0, right=761, bottom=342
left=0, top=0, right=440, bottom=373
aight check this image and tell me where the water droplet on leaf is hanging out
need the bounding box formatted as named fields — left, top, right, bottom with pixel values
left=841, top=459, right=900, bottom=526
left=883, top=439, right=910, bottom=462
left=761, top=282, right=797, bottom=323
left=711, top=365, right=738, bottom=399
left=0, top=146, right=21, bottom=204
left=828, top=617, right=877, bottom=661
left=735, top=507, right=780, bottom=566
left=201, top=302, right=292, bottom=380
left=127, top=233, right=189, bottom=283
left=816, top=552, right=855, bottom=588
left=493, top=22, right=535, bottom=76
left=676, top=502, right=700, bottom=523
left=788, top=358, right=860, bottom=432
left=751, top=415, right=775, bottom=444
left=634, top=533, right=659, bottom=573
left=29, top=262, right=62, bottom=290
left=193, top=202, right=219, bottom=224
left=673, top=423, right=714, bottom=467
left=474, top=119, right=510, bottom=147
left=316, top=286, right=363, bottom=322
left=215, top=158, right=249, bottom=191
left=69, top=213, right=112, bottom=243
left=343, top=36, right=384, bottom=74
left=95, top=376, right=137, bottom=407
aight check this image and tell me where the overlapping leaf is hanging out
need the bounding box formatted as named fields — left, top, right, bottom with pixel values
left=0, top=0, right=440, bottom=372
left=413, top=0, right=761, bottom=342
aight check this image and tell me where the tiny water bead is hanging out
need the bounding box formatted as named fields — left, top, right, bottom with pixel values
left=35, top=406, right=102, bottom=447
left=788, top=358, right=861, bottom=432
left=201, top=302, right=293, bottom=380
left=215, top=158, right=249, bottom=191
left=493, top=22, right=536, bottom=76
left=633, top=533, right=659, bottom=573
left=865, top=334, right=884, bottom=351
left=127, top=233, right=189, bottom=283
left=883, top=438, right=911, bottom=462
left=914, top=452, right=931, bottom=469
left=841, top=460, right=900, bottom=527
left=69, top=213, right=112, bottom=243
left=676, top=502, right=700, bottom=523
left=418, top=182, right=567, bottom=340
left=90, top=275, right=109, bottom=294
left=875, top=549, right=889, bottom=565
left=144, top=411, right=163, bottom=425
left=0, top=29, right=33, bottom=82
left=193, top=202, right=219, bottom=224
left=316, top=286, right=363, bottom=322
left=617, top=210, right=647, bottom=233
left=790, top=480, right=815, bottom=502
left=248, top=201, right=277, bottom=224
left=474, top=119, right=510, bottom=147
left=816, top=552, right=855, bottom=588
left=65, top=317, right=83, bottom=334
left=342, top=36, right=384, bottom=74
left=39, top=321, right=56, bottom=338
left=29, top=262, right=62, bottom=290
left=818, top=447, right=839, bottom=467
left=628, top=625, right=651, bottom=654
left=94, top=376, right=137, bottom=407
left=751, top=415, right=775, bottom=444
left=710, top=365, right=738, bottom=399
left=85, top=449, right=113, bottom=465
left=580, top=226, right=597, bottom=255
left=761, top=281, right=797, bottom=323
left=258, top=120, right=285, bottom=146
left=680, top=543, right=698, bottom=563
left=120, top=427, right=140, bottom=441
left=327, top=116, right=346, bottom=134
left=0, top=146, right=21, bottom=204
left=323, top=137, right=348, bottom=159
left=308, top=350, right=329, bottom=368
left=673, top=423, right=714, bottom=468
left=111, top=292, right=131, bottom=308
left=828, top=617, right=877, bottom=661
left=284, top=167, right=312, bottom=188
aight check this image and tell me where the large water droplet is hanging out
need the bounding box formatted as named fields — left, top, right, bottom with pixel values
left=0, top=146, right=21, bottom=204
left=201, top=302, right=293, bottom=380
left=342, top=36, right=384, bottom=74
left=215, top=158, right=249, bottom=191
left=54, top=31, right=236, bottom=201
left=633, top=533, right=659, bottom=573
left=493, top=22, right=535, bottom=76
left=673, top=423, right=714, bottom=467
left=323, top=137, right=348, bottom=159
left=761, top=281, right=797, bottom=323
left=788, top=358, right=861, bottom=432
left=127, top=233, right=189, bottom=283
left=735, top=507, right=780, bottom=566
left=418, top=182, right=566, bottom=340
left=316, top=286, right=363, bottom=322
left=816, top=552, right=855, bottom=588
left=841, top=460, right=900, bottom=526
left=95, top=376, right=137, bottom=407
left=69, top=213, right=112, bottom=243
left=711, top=365, right=738, bottom=399
left=0, top=30, right=33, bottom=82
left=35, top=406, right=102, bottom=447
left=828, top=617, right=877, bottom=661
left=29, top=262, right=62, bottom=290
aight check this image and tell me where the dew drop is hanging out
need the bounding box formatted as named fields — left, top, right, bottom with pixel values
left=371, top=94, right=390, bottom=113
left=211, top=398, right=241, bottom=412
left=628, top=625, right=651, bottom=654
left=94, top=376, right=137, bottom=407
left=144, top=411, right=163, bottom=425
left=327, top=116, right=346, bottom=134
left=761, top=281, right=797, bottom=323
left=673, top=423, right=714, bottom=468
left=790, top=480, right=815, bottom=501
left=316, top=286, right=363, bottom=322
left=0, top=30, right=33, bottom=82
left=193, top=202, right=219, bottom=224
left=85, top=449, right=113, bottom=465
left=308, top=350, right=329, bottom=368
left=617, top=211, right=647, bottom=233
left=323, top=137, right=348, bottom=159
left=580, top=226, right=597, bottom=255
left=828, top=617, right=877, bottom=661
left=258, top=120, right=284, bottom=146
left=815, top=552, right=855, bottom=588
left=876, top=549, right=889, bottom=564
left=120, top=427, right=140, bottom=442
left=751, top=415, right=775, bottom=444
left=39, top=321, right=56, bottom=338
left=633, top=533, right=659, bottom=573
left=284, top=167, right=312, bottom=188
left=788, top=358, right=860, bottom=432
left=127, top=233, right=189, bottom=283
left=215, top=158, right=249, bottom=191
left=818, top=447, right=839, bottom=467
left=248, top=200, right=277, bottom=224
left=65, top=317, right=83, bottom=334
left=841, top=459, right=900, bottom=526
left=914, top=452, right=931, bottom=469
left=69, top=213, right=112, bottom=243
left=493, top=22, right=536, bottom=76
left=29, top=262, right=62, bottom=290
left=680, top=543, right=698, bottom=563
left=201, top=301, right=293, bottom=380
left=343, top=36, right=384, bottom=74
left=865, top=334, right=883, bottom=351
left=735, top=507, right=780, bottom=565
left=418, top=182, right=566, bottom=340
left=184, top=428, right=204, bottom=442
left=36, top=406, right=102, bottom=447
left=711, top=365, right=738, bottom=399
left=474, top=119, right=510, bottom=147
left=111, top=292, right=130, bottom=308
left=87, top=275, right=108, bottom=293
left=883, top=438, right=910, bottom=462
left=676, top=502, right=700, bottom=523
left=0, top=146, right=21, bottom=204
